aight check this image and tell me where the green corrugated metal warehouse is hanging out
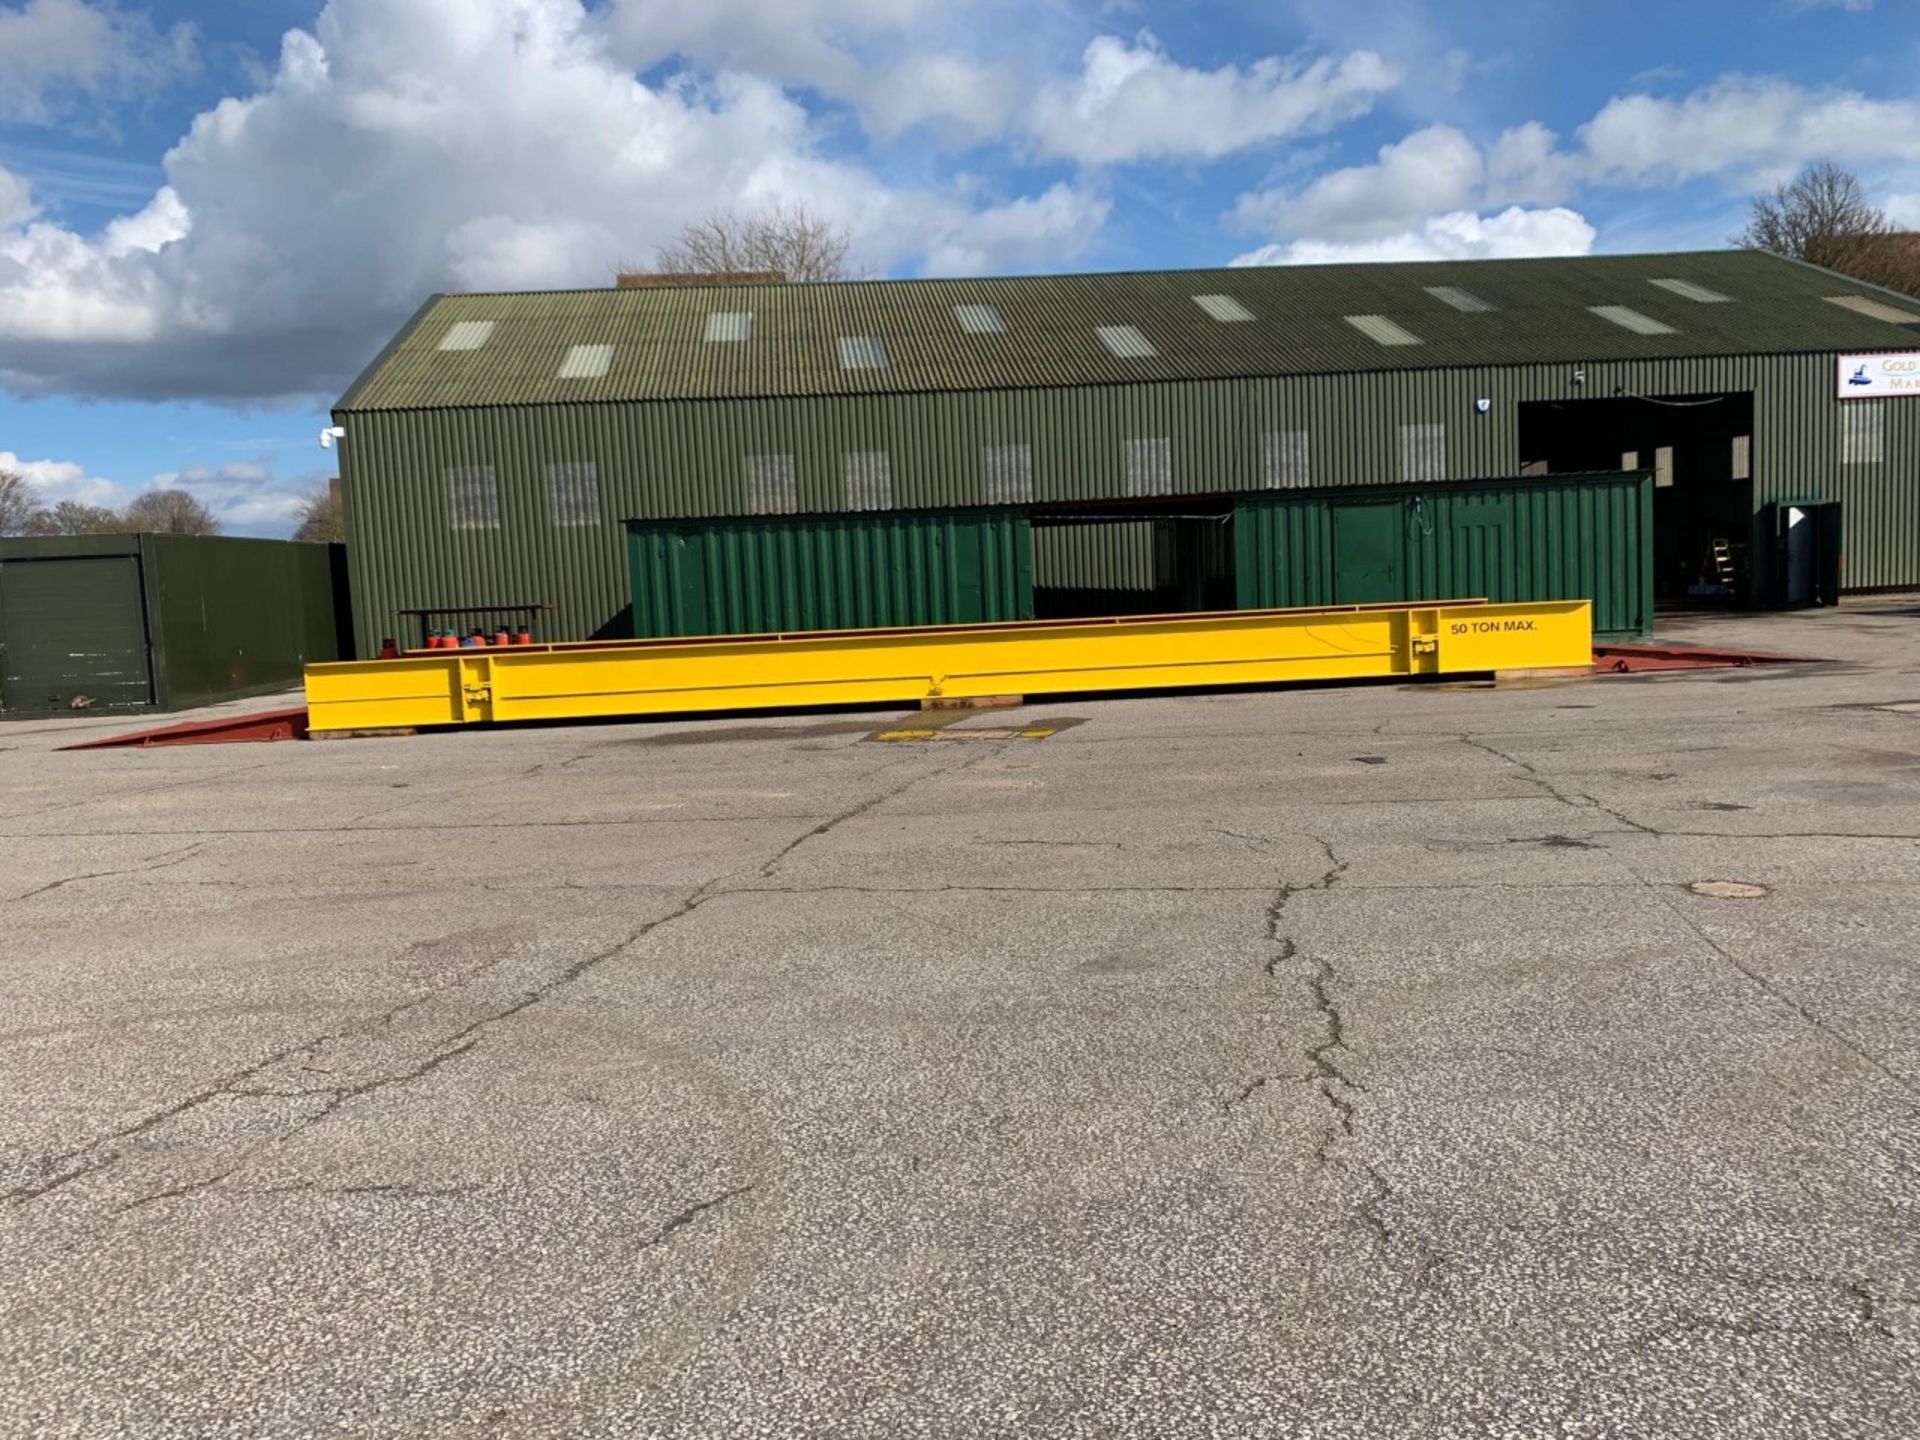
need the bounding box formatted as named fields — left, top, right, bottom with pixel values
left=332, top=249, right=1920, bottom=651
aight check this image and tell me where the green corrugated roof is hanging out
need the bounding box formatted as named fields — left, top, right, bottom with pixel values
left=337, top=250, right=1920, bottom=412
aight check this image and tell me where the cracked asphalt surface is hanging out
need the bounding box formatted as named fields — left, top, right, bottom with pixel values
left=4, top=600, right=1920, bottom=1437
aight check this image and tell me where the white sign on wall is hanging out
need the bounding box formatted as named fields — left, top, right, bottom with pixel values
left=1838, top=353, right=1920, bottom=398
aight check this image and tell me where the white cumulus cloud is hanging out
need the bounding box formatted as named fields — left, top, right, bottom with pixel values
left=1231, top=125, right=1485, bottom=241
left=1230, top=119, right=1585, bottom=251
left=0, top=449, right=329, bottom=535
left=597, top=0, right=1023, bottom=145
left=1027, top=32, right=1399, bottom=165
left=147, top=461, right=321, bottom=532
left=0, top=0, right=1109, bottom=404
left=0, top=449, right=123, bottom=508
left=859, top=52, right=1027, bottom=145
left=0, top=166, right=37, bottom=228
left=918, top=182, right=1112, bottom=274
left=1578, top=75, right=1920, bottom=186
left=0, top=0, right=196, bottom=124
left=1230, top=73, right=1920, bottom=266
left=1231, top=207, right=1597, bottom=267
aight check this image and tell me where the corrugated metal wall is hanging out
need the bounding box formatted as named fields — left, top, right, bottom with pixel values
left=626, top=508, right=1032, bottom=638
left=147, top=536, right=345, bottom=707
left=339, top=352, right=1914, bottom=651
left=0, top=534, right=344, bottom=714
left=1235, top=473, right=1653, bottom=637
left=1032, top=522, right=1159, bottom=591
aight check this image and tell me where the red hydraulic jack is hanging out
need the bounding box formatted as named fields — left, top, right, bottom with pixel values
left=61, top=706, right=310, bottom=750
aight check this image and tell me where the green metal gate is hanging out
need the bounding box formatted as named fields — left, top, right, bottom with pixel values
left=0, top=534, right=346, bottom=716
left=0, top=554, right=155, bottom=713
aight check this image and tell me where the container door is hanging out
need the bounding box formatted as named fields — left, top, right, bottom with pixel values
left=1331, top=503, right=1404, bottom=605
left=0, top=555, right=155, bottom=714
left=667, top=531, right=710, bottom=637
left=944, top=522, right=985, bottom=623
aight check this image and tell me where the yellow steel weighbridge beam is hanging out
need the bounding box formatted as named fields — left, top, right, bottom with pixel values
left=303, top=598, right=1592, bottom=736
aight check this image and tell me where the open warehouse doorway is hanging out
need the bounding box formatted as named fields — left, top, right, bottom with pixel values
left=1519, top=392, right=1755, bottom=604
left=1030, top=504, right=1235, bottom=620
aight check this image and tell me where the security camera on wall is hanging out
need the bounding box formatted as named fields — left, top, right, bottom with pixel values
left=319, top=426, right=346, bottom=449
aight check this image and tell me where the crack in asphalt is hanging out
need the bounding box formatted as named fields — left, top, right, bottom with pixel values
left=8, top=841, right=207, bottom=902
left=1001, top=838, right=1127, bottom=850
left=1235, top=838, right=1397, bottom=1246
left=229, top=1181, right=486, bottom=1200
left=1211, top=828, right=1276, bottom=852
left=8, top=743, right=1000, bottom=1214
left=0, top=813, right=829, bottom=842
left=1654, top=887, right=1920, bottom=1101
left=1632, top=1280, right=1897, bottom=1349
left=1220, top=1075, right=1272, bottom=1113
left=1453, top=734, right=1920, bottom=1108
left=744, top=882, right=1272, bottom=897
left=1461, top=736, right=1660, bottom=836
left=638, top=1183, right=758, bottom=1251
left=4, top=764, right=277, bottom=823
left=4, top=1028, right=353, bottom=1204
left=754, top=754, right=941, bottom=881
left=1286, top=845, right=1397, bottom=1247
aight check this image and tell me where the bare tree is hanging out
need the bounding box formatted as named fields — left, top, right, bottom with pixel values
left=25, top=500, right=120, bottom=536
left=0, top=468, right=38, bottom=536
left=649, top=204, right=865, bottom=283
left=122, top=488, right=222, bottom=535
left=292, top=483, right=345, bottom=543
left=1734, top=159, right=1916, bottom=288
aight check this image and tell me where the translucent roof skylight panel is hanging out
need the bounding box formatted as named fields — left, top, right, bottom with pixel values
left=557, top=343, right=614, bottom=379
left=954, top=303, right=1006, bottom=334
left=1095, top=324, right=1157, bottom=359
left=437, top=320, right=495, bottom=352
left=1345, top=314, right=1421, bottom=346
left=1192, top=293, right=1254, bottom=322
left=705, top=311, right=753, bottom=342
left=1589, top=305, right=1677, bottom=336
left=839, top=335, right=888, bottom=370
left=1826, top=294, right=1920, bottom=325
left=1648, top=278, right=1730, bottom=304
left=1424, top=286, right=1494, bottom=313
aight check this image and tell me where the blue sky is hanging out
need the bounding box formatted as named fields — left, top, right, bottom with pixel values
left=2, top=0, right=1918, bottom=534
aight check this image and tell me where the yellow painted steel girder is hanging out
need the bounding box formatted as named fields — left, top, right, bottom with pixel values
left=303, top=599, right=1592, bottom=736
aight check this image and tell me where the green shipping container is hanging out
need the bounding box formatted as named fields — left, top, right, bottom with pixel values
left=626, top=507, right=1034, bottom=638
left=0, top=533, right=348, bottom=717
left=1234, top=472, right=1654, bottom=639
